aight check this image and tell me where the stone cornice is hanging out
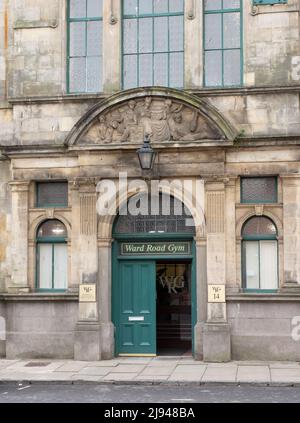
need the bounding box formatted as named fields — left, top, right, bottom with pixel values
left=7, top=85, right=300, bottom=105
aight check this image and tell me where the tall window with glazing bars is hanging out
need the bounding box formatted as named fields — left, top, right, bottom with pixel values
left=67, top=0, right=103, bottom=93
left=204, top=0, right=242, bottom=87
left=122, top=0, right=185, bottom=89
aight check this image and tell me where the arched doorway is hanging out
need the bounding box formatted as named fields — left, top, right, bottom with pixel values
left=112, top=193, right=196, bottom=357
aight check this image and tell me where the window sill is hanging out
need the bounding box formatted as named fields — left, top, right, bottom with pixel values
left=227, top=291, right=300, bottom=302
left=0, top=292, right=79, bottom=301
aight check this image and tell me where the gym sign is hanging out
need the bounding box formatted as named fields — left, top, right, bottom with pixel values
left=120, top=242, right=191, bottom=256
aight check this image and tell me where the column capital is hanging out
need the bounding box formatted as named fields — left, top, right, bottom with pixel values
left=9, top=181, right=30, bottom=192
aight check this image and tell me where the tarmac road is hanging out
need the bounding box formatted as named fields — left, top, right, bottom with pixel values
left=0, top=383, right=300, bottom=403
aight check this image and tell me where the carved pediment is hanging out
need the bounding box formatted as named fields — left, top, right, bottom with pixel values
left=66, top=88, right=238, bottom=147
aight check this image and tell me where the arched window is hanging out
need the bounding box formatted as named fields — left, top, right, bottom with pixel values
left=36, top=220, right=68, bottom=291
left=242, top=216, right=278, bottom=291
left=114, top=193, right=195, bottom=234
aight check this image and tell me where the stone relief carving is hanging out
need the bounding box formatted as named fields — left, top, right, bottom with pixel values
left=82, top=97, right=222, bottom=145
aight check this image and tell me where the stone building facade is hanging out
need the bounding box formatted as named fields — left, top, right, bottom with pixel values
left=0, top=0, right=300, bottom=361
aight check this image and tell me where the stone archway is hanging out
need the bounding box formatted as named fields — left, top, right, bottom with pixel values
left=96, top=180, right=207, bottom=360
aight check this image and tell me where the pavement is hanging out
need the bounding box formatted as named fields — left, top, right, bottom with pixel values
left=0, top=356, right=300, bottom=386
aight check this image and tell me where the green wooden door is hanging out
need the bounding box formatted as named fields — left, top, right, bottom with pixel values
left=117, top=261, right=156, bottom=356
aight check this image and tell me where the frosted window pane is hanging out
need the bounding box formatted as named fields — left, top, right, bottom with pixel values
left=154, top=17, right=168, bottom=52
left=204, top=0, right=222, bottom=10
left=139, top=18, right=153, bottom=53
left=139, top=54, right=153, bottom=86
left=69, top=57, right=86, bottom=92
left=87, top=21, right=102, bottom=56
left=205, top=50, right=222, bottom=86
left=170, top=52, right=184, bottom=88
left=260, top=241, right=278, bottom=290
left=54, top=244, right=68, bottom=290
left=244, top=242, right=259, bottom=289
left=241, top=177, right=277, bottom=203
left=154, top=53, right=168, bottom=86
left=123, top=55, right=138, bottom=88
left=70, top=0, right=86, bottom=18
left=224, top=50, right=241, bottom=86
left=87, top=56, right=102, bottom=91
left=39, top=244, right=52, bottom=289
left=70, top=22, right=86, bottom=57
left=154, top=0, right=168, bottom=13
left=87, top=0, right=103, bottom=17
left=205, top=14, right=222, bottom=50
left=224, top=13, right=240, bottom=49
left=124, top=0, right=137, bottom=15
left=139, top=0, right=152, bottom=14
left=169, top=0, right=184, bottom=13
left=223, top=0, right=240, bottom=8
left=169, top=16, right=184, bottom=51
left=123, top=19, right=137, bottom=54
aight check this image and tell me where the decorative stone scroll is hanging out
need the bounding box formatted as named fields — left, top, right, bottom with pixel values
left=80, top=97, right=223, bottom=145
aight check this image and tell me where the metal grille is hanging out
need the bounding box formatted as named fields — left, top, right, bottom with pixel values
left=114, top=194, right=195, bottom=234
left=37, top=182, right=68, bottom=208
left=241, top=177, right=277, bottom=204
left=242, top=216, right=277, bottom=238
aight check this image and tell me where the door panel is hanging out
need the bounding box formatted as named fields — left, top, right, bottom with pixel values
left=118, top=261, right=156, bottom=355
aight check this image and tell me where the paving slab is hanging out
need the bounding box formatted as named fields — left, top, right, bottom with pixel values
left=109, top=364, right=146, bottom=374
left=85, top=360, right=120, bottom=367
left=202, top=366, right=237, bottom=383
left=237, top=366, right=270, bottom=383
left=134, top=375, right=169, bottom=382
left=139, top=366, right=176, bottom=376
left=78, top=366, right=112, bottom=376
left=54, top=362, right=88, bottom=372
left=271, top=368, right=300, bottom=383
left=102, top=373, right=138, bottom=381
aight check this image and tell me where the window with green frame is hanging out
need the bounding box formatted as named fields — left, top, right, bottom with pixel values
left=242, top=216, right=278, bottom=291
left=36, top=182, right=68, bottom=208
left=122, top=0, right=184, bottom=89
left=67, top=0, right=103, bottom=93
left=253, top=0, right=287, bottom=5
left=36, top=220, right=68, bottom=291
left=241, top=177, right=278, bottom=204
left=204, top=0, right=242, bottom=87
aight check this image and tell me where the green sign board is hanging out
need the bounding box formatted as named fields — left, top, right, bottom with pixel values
left=120, top=242, right=191, bottom=256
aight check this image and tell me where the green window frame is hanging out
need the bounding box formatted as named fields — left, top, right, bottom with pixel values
left=240, top=176, right=278, bottom=204
left=242, top=216, right=279, bottom=292
left=122, top=0, right=185, bottom=89
left=253, top=1, right=287, bottom=5
left=204, top=0, right=243, bottom=88
left=67, top=0, right=103, bottom=93
left=36, top=182, right=68, bottom=208
left=36, top=220, right=68, bottom=292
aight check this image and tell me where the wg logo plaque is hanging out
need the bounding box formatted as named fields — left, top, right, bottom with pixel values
left=79, top=284, right=96, bottom=303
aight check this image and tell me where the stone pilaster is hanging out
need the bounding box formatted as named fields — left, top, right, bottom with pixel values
left=102, top=0, right=121, bottom=92
left=203, top=181, right=231, bottom=362
left=225, top=177, right=238, bottom=292
left=73, top=179, right=101, bottom=361
left=282, top=175, right=300, bottom=286
left=98, top=238, right=114, bottom=360
left=8, top=181, right=30, bottom=293
left=184, top=0, right=203, bottom=88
